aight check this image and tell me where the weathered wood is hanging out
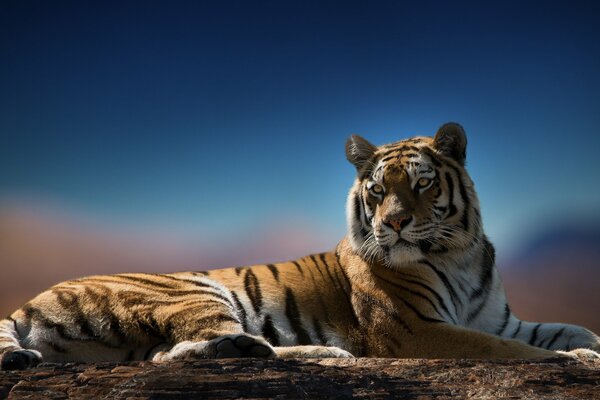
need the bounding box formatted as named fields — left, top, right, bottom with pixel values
left=1, top=358, right=598, bottom=399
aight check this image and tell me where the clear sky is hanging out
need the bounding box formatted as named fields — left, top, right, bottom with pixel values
left=1, top=1, right=599, bottom=259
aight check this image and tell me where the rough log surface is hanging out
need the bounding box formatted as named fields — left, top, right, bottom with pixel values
left=1, top=358, right=599, bottom=399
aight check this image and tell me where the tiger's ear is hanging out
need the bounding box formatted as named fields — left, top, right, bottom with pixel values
left=433, top=122, right=467, bottom=165
left=345, top=134, right=377, bottom=171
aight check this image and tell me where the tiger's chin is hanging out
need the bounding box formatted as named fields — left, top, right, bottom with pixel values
left=382, top=240, right=424, bottom=268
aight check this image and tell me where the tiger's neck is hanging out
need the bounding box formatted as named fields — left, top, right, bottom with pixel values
left=338, top=229, right=486, bottom=274
left=336, top=232, right=493, bottom=326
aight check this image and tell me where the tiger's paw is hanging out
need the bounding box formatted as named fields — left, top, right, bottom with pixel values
left=274, top=345, right=355, bottom=358
left=565, top=327, right=600, bottom=352
left=0, top=349, right=43, bottom=370
left=557, top=348, right=600, bottom=361
left=152, top=334, right=276, bottom=362
left=211, top=334, right=276, bottom=358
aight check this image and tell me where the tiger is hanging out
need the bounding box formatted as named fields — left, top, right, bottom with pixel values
left=1, top=122, right=599, bottom=371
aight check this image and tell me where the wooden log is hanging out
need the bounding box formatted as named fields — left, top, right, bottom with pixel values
left=1, top=357, right=599, bottom=399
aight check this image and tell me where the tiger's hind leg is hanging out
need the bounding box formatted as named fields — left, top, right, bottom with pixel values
left=151, top=333, right=275, bottom=361
left=0, top=318, right=43, bottom=370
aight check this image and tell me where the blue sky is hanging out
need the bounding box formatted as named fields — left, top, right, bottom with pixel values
left=1, top=1, right=599, bottom=259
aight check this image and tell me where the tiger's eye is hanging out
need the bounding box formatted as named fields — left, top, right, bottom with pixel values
left=417, top=178, right=431, bottom=187
left=371, top=184, right=383, bottom=194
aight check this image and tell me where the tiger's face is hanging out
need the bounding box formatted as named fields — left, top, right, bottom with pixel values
left=345, top=123, right=481, bottom=268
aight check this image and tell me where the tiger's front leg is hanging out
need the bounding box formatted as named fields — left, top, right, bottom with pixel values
left=397, top=322, right=598, bottom=359
left=497, top=314, right=600, bottom=353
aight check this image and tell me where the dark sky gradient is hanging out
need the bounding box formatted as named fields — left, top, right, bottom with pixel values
left=1, top=1, right=600, bottom=256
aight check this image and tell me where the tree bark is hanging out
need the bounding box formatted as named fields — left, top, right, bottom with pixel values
left=1, top=358, right=598, bottom=399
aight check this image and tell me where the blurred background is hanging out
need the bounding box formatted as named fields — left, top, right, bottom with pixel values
left=1, top=1, right=599, bottom=332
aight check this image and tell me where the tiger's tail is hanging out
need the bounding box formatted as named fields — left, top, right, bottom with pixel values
left=0, top=317, right=42, bottom=370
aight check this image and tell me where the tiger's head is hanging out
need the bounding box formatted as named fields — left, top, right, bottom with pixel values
left=345, top=122, right=482, bottom=268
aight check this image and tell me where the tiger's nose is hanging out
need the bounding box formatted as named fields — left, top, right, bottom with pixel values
left=384, top=215, right=413, bottom=232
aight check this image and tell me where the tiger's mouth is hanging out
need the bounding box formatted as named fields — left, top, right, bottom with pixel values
left=380, top=237, right=425, bottom=266
left=378, top=230, right=435, bottom=255
left=380, top=237, right=417, bottom=253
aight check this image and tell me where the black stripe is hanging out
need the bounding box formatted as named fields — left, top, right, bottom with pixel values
left=235, top=267, right=244, bottom=276
left=183, top=314, right=241, bottom=339
left=466, top=295, right=489, bottom=323
left=23, top=305, right=79, bottom=342
left=470, top=238, right=496, bottom=301
left=284, top=287, right=312, bottom=345
left=379, top=145, right=420, bottom=162
left=115, top=275, right=176, bottom=289
left=433, top=205, right=447, bottom=213
left=421, top=260, right=462, bottom=309
left=545, top=327, right=566, bottom=350
left=511, top=320, right=522, bottom=339
left=417, top=240, right=433, bottom=253
left=55, top=291, right=98, bottom=339
left=354, top=192, right=368, bottom=237
left=185, top=278, right=231, bottom=294
left=266, top=264, right=280, bottom=282
left=355, top=292, right=414, bottom=334
left=495, top=304, right=511, bottom=335
left=198, top=312, right=239, bottom=325
left=292, top=261, right=304, bottom=275
left=455, top=168, right=470, bottom=231
left=445, top=173, right=458, bottom=218
left=117, top=288, right=234, bottom=310
left=318, top=253, right=344, bottom=293
left=83, top=286, right=128, bottom=343
left=373, top=272, right=449, bottom=323
left=261, top=315, right=280, bottom=346
left=310, top=255, right=326, bottom=279
left=313, top=317, right=327, bottom=345
left=244, top=269, right=263, bottom=314
left=156, top=273, right=207, bottom=284
left=139, top=316, right=163, bottom=341
left=164, top=306, right=240, bottom=333
left=395, top=273, right=456, bottom=324
left=403, top=152, right=419, bottom=158
left=334, top=250, right=360, bottom=326
left=380, top=154, right=400, bottom=163
left=230, top=291, right=248, bottom=332
left=394, top=295, right=444, bottom=324
left=92, top=275, right=231, bottom=306
left=529, top=323, right=541, bottom=346
left=452, top=276, right=470, bottom=298
left=81, top=277, right=172, bottom=292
